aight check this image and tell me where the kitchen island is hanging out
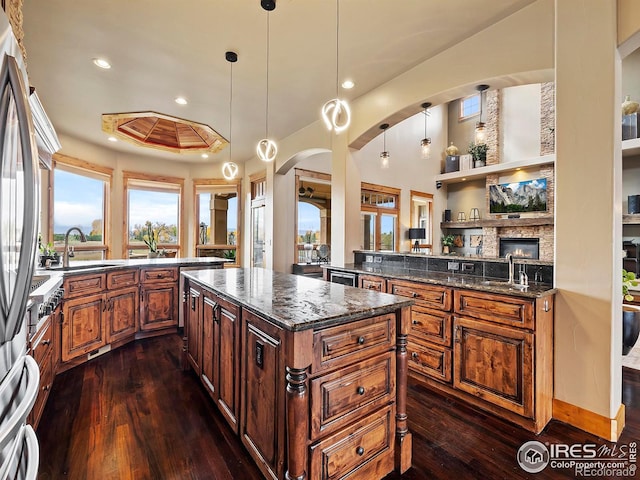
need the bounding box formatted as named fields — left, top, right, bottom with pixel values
left=182, top=267, right=413, bottom=480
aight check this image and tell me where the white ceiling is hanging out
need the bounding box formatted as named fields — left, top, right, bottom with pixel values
left=22, top=0, right=534, bottom=164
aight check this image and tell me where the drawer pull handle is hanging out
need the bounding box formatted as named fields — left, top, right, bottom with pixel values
left=43, top=385, right=49, bottom=392
left=357, top=336, right=365, bottom=345
left=357, top=386, right=365, bottom=395
left=356, top=447, right=365, bottom=456
left=42, top=339, right=51, bottom=346
left=411, top=292, right=418, bottom=298
left=412, top=352, right=419, bottom=359
left=412, top=320, right=418, bottom=325
left=544, top=299, right=549, bottom=312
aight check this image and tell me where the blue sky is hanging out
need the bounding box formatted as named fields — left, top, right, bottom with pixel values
left=298, top=202, right=320, bottom=233
left=53, top=170, right=104, bottom=233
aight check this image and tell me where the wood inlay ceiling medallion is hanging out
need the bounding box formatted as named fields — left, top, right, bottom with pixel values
left=101, top=111, right=228, bottom=155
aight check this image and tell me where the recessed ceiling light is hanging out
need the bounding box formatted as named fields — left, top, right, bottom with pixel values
left=107, top=136, right=117, bottom=142
left=93, top=58, right=111, bottom=69
left=462, top=178, right=467, bottom=181
left=175, top=97, right=188, bottom=105
left=201, top=153, right=209, bottom=159
left=341, top=79, right=355, bottom=89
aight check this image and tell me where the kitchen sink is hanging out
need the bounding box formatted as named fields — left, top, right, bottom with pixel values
left=480, top=280, right=528, bottom=290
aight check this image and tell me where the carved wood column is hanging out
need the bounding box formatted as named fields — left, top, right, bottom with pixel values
left=285, top=366, right=308, bottom=480
left=395, top=305, right=412, bottom=473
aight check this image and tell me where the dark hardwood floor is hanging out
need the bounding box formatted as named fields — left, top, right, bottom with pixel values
left=37, top=334, right=640, bottom=480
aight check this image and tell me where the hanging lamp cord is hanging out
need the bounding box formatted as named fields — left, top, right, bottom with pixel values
left=265, top=12, right=270, bottom=138
left=335, top=0, right=340, bottom=98
left=229, top=59, right=233, bottom=162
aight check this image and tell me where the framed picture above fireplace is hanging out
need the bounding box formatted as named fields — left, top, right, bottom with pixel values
left=489, top=178, right=547, bottom=214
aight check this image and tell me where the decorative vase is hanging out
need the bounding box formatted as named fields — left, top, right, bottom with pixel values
left=623, top=305, right=640, bottom=355
left=622, top=95, right=640, bottom=116
left=147, top=251, right=159, bottom=259
left=445, top=142, right=459, bottom=156
left=442, top=245, right=450, bottom=254
left=474, top=159, right=486, bottom=168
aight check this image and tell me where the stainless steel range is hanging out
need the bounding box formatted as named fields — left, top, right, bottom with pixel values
left=27, top=273, right=63, bottom=339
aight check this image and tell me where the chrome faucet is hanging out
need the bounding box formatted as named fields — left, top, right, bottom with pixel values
left=63, top=227, right=87, bottom=268
left=505, top=253, right=514, bottom=284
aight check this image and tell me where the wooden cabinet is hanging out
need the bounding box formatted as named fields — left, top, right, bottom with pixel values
left=359, top=274, right=386, bottom=292
left=106, top=286, right=138, bottom=344
left=184, top=281, right=240, bottom=432
left=29, top=315, right=55, bottom=429
left=364, top=275, right=553, bottom=433
left=61, top=293, right=105, bottom=362
left=140, top=267, right=179, bottom=332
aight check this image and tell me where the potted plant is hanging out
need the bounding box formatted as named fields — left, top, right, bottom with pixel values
left=143, top=224, right=159, bottom=258
left=38, top=235, right=60, bottom=267
left=442, top=234, right=455, bottom=254
left=623, top=269, right=640, bottom=355
left=468, top=142, right=488, bottom=168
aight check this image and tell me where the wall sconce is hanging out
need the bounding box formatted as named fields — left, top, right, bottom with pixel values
left=380, top=123, right=390, bottom=169
left=475, top=84, right=489, bottom=144
left=420, top=102, right=431, bottom=159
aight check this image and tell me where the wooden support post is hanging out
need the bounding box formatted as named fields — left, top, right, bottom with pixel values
left=395, top=306, right=412, bottom=473
left=285, top=365, right=308, bottom=480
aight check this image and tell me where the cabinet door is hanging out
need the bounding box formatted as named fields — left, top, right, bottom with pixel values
left=106, top=286, right=138, bottom=344
left=216, top=296, right=240, bottom=431
left=61, top=293, right=105, bottom=362
left=453, top=316, right=534, bottom=418
left=201, top=294, right=216, bottom=397
left=240, top=310, right=285, bottom=480
left=359, top=274, right=386, bottom=292
left=140, top=282, right=179, bottom=331
left=185, top=287, right=201, bottom=373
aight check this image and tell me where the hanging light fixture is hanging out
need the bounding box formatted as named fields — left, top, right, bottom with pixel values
left=475, top=84, right=489, bottom=144
left=420, top=102, right=432, bottom=159
left=321, top=0, right=351, bottom=133
left=222, top=51, right=239, bottom=181
left=257, top=3, right=278, bottom=162
left=379, top=123, right=390, bottom=169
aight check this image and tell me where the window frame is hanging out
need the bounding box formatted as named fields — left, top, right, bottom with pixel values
left=122, top=170, right=184, bottom=258
left=193, top=177, right=242, bottom=267
left=360, top=182, right=400, bottom=252
left=49, top=153, right=113, bottom=259
left=459, top=93, right=481, bottom=121
left=410, top=190, right=434, bottom=251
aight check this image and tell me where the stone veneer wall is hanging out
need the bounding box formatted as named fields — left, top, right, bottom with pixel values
left=540, top=82, right=555, bottom=155
left=485, top=89, right=501, bottom=165
left=482, top=164, right=555, bottom=261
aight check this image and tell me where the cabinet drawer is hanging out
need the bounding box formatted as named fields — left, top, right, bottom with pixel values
left=31, top=316, right=53, bottom=367
left=312, top=314, right=394, bottom=373
left=411, top=305, right=452, bottom=347
left=107, top=268, right=139, bottom=290
left=310, top=352, right=395, bottom=440
left=63, top=273, right=106, bottom=298
left=310, top=405, right=394, bottom=480
left=31, top=349, right=53, bottom=429
left=388, top=280, right=452, bottom=311
left=140, top=267, right=178, bottom=284
left=407, top=339, right=452, bottom=384
left=454, top=289, right=534, bottom=329
left=359, top=275, right=386, bottom=292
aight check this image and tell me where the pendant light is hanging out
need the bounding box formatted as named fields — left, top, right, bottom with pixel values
left=222, top=51, right=239, bottom=181
left=475, top=84, right=489, bottom=144
left=379, top=123, right=390, bottom=169
left=420, top=102, right=432, bottom=159
left=321, top=0, right=351, bottom=133
left=257, top=3, right=277, bottom=162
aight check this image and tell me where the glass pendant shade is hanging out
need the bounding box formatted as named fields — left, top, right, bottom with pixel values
left=322, top=98, right=351, bottom=133
left=222, top=162, right=239, bottom=180
left=257, top=138, right=277, bottom=162
left=421, top=138, right=431, bottom=159
left=475, top=121, right=486, bottom=143
left=380, top=151, right=390, bottom=169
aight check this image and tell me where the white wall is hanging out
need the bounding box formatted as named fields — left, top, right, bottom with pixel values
left=501, top=84, right=542, bottom=161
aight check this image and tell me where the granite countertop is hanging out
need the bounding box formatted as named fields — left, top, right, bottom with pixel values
left=182, top=268, right=413, bottom=332
left=35, top=257, right=230, bottom=275
left=324, top=264, right=556, bottom=298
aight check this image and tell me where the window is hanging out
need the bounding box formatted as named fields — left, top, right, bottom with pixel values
left=250, top=174, right=266, bottom=268
left=360, top=182, right=400, bottom=252
left=50, top=154, right=112, bottom=260
left=410, top=190, right=434, bottom=252
left=123, top=171, right=183, bottom=258
left=295, top=169, right=331, bottom=264
left=194, top=179, right=241, bottom=266
left=459, top=93, right=480, bottom=120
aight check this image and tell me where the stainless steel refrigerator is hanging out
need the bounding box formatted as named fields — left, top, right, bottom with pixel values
left=0, top=7, right=41, bottom=479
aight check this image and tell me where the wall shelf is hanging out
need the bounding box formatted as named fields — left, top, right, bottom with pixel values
left=623, top=214, right=640, bottom=225
left=434, top=154, right=555, bottom=185
left=441, top=216, right=554, bottom=229
left=623, top=137, right=640, bottom=157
